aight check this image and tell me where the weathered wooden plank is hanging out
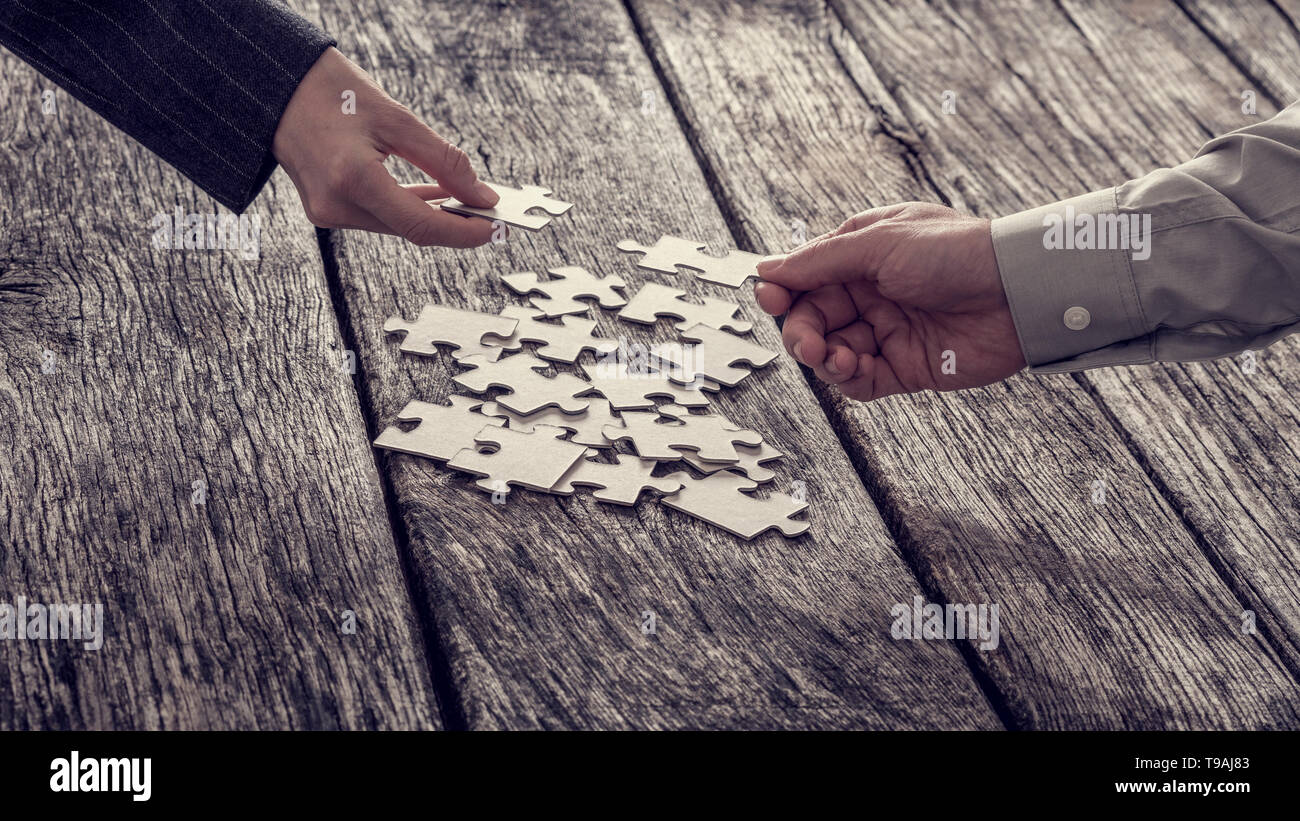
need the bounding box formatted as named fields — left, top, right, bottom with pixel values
left=835, top=0, right=1300, bottom=699
left=0, top=56, right=440, bottom=728
left=1166, top=0, right=1300, bottom=672
left=310, top=0, right=1000, bottom=728
left=628, top=0, right=1300, bottom=727
left=1177, top=0, right=1299, bottom=109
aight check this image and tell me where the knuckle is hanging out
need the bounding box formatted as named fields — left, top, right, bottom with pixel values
left=440, top=140, right=471, bottom=179
left=400, top=217, right=440, bottom=246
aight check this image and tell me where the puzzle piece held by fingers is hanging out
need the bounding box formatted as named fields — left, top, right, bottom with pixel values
left=618, top=283, right=752, bottom=334
left=453, top=352, right=590, bottom=415
left=373, top=395, right=505, bottom=461
left=579, top=359, right=716, bottom=410
left=662, top=323, right=778, bottom=387
left=552, top=452, right=684, bottom=506
left=660, top=471, right=810, bottom=540
left=603, top=404, right=762, bottom=463
left=383, top=304, right=519, bottom=361
left=480, top=397, right=623, bottom=448
left=440, top=182, right=572, bottom=231
left=682, top=441, right=784, bottom=483
left=617, top=235, right=772, bottom=288
left=502, top=266, right=628, bottom=317
left=447, top=425, right=587, bottom=495
left=491, top=305, right=620, bottom=363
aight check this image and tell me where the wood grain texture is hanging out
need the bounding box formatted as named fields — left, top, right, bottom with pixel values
left=309, top=0, right=1000, bottom=729
left=0, top=56, right=439, bottom=728
left=629, top=0, right=1300, bottom=727
left=1177, top=0, right=1300, bottom=109
left=834, top=0, right=1300, bottom=706
left=974, top=0, right=1300, bottom=670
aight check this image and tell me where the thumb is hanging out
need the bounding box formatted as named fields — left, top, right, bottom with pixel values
left=379, top=107, right=498, bottom=208
left=757, top=228, right=883, bottom=292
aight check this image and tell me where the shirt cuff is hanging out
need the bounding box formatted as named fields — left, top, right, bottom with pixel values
left=990, top=187, right=1153, bottom=374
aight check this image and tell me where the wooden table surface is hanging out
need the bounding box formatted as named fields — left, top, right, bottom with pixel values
left=3, top=0, right=1298, bottom=730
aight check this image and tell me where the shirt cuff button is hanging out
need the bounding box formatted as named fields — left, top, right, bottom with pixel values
left=1063, top=306, right=1091, bottom=331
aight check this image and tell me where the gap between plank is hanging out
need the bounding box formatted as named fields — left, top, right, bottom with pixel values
left=315, top=227, right=469, bottom=731
left=1072, top=373, right=1300, bottom=684
left=621, top=0, right=1018, bottom=729
left=1170, top=0, right=1288, bottom=110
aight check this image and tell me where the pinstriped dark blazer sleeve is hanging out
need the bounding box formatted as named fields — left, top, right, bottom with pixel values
left=0, top=0, right=335, bottom=213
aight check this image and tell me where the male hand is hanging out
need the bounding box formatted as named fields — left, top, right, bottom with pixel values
left=272, top=47, right=497, bottom=247
left=755, top=202, right=1027, bottom=401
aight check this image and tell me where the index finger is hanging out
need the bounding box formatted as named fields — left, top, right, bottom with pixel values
left=356, top=163, right=494, bottom=247
left=379, top=107, right=498, bottom=209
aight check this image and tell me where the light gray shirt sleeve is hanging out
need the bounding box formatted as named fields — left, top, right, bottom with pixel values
left=989, top=101, right=1300, bottom=374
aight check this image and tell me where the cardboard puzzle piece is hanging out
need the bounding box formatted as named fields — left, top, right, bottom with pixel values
left=501, top=266, right=627, bottom=317
left=618, top=282, right=752, bottom=334
left=440, top=182, right=572, bottom=231
left=660, top=470, right=810, bottom=540
left=480, top=397, right=622, bottom=448
left=552, top=452, right=684, bottom=506
left=602, top=404, right=762, bottom=463
left=491, top=305, right=620, bottom=363
left=373, top=395, right=505, bottom=461
left=663, top=323, right=778, bottom=386
left=616, top=235, right=771, bottom=288
left=579, top=360, right=714, bottom=410
left=447, top=425, right=586, bottom=495
left=682, top=441, right=783, bottom=483
left=453, top=352, right=590, bottom=415
left=384, top=304, right=518, bottom=362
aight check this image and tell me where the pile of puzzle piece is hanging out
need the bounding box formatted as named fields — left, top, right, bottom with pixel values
left=373, top=182, right=809, bottom=541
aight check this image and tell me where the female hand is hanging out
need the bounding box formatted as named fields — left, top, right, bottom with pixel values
left=273, top=47, right=497, bottom=247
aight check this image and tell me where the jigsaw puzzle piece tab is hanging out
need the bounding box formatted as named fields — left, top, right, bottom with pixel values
left=491, top=305, right=620, bottom=363
left=502, top=266, right=627, bottom=317
left=453, top=352, right=590, bottom=415
left=373, top=395, right=505, bottom=461
left=552, top=452, right=684, bottom=506
left=383, top=304, right=519, bottom=361
left=660, top=470, right=810, bottom=540
left=447, top=424, right=587, bottom=496
left=440, top=182, right=572, bottom=231
left=618, top=282, right=752, bottom=333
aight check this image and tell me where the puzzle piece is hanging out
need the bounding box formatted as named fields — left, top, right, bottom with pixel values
left=662, top=323, right=778, bottom=386
left=453, top=352, right=590, bottom=415
left=552, top=452, right=684, bottom=506
left=618, top=282, right=752, bottom=334
left=617, top=235, right=772, bottom=288
left=602, top=404, right=762, bottom=463
left=502, top=266, right=628, bottom=317
left=660, top=471, right=810, bottom=540
left=440, top=182, right=572, bottom=231
left=373, top=395, right=505, bottom=461
left=681, top=441, right=784, bottom=483
left=447, top=425, right=586, bottom=495
left=480, top=397, right=623, bottom=448
left=490, top=305, right=620, bottom=363
left=579, top=359, right=715, bottom=410
left=383, top=304, right=518, bottom=361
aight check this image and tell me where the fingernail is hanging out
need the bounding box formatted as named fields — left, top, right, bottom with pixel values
left=825, top=359, right=842, bottom=377
left=793, top=341, right=804, bottom=363
left=472, top=180, right=499, bottom=205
